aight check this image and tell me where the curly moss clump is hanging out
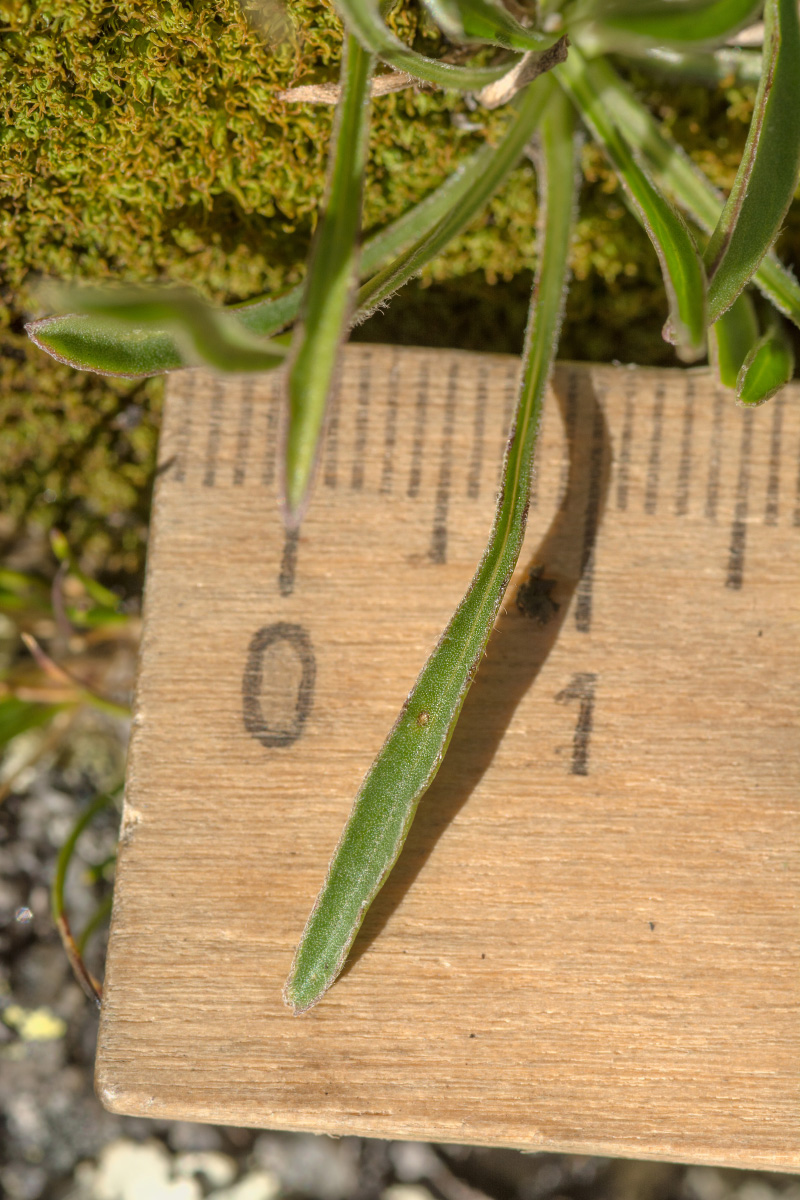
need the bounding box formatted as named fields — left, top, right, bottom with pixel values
left=1, top=0, right=798, bottom=577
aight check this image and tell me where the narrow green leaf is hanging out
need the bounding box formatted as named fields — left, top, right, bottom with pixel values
left=586, top=0, right=762, bottom=50
left=27, top=285, right=288, bottom=377
left=0, top=697, right=65, bottom=749
left=283, top=35, right=374, bottom=525
left=621, top=45, right=763, bottom=86
left=422, top=0, right=562, bottom=53
left=76, top=893, right=114, bottom=955
left=737, top=314, right=795, bottom=405
left=50, top=530, right=122, bottom=612
left=25, top=312, right=188, bottom=379
left=284, top=88, right=577, bottom=1015
left=51, top=789, right=116, bottom=1007
left=710, top=289, right=760, bottom=388
left=334, top=0, right=522, bottom=88
left=556, top=45, right=707, bottom=359
left=0, top=569, right=51, bottom=612
left=357, top=74, right=555, bottom=317
left=582, top=55, right=800, bottom=332
left=704, top=0, right=800, bottom=322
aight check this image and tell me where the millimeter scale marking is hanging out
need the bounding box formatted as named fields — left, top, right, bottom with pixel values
left=98, top=346, right=799, bottom=1170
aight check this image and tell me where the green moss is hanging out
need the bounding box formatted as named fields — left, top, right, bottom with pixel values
left=1, top=0, right=798, bottom=579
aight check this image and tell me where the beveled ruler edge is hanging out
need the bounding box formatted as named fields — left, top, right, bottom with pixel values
left=96, top=348, right=800, bottom=1167
left=90, top=1085, right=800, bottom=1173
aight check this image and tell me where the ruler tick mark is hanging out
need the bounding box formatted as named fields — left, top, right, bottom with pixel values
left=429, top=362, right=459, bottom=564
left=726, top=409, right=753, bottom=590
left=764, top=395, right=783, bottom=526
left=351, top=353, right=371, bottom=491
left=261, top=375, right=281, bottom=489
left=644, top=385, right=665, bottom=516
left=324, top=379, right=342, bottom=490
left=202, top=384, right=224, bottom=488
left=615, top=385, right=634, bottom=511
left=575, top=384, right=606, bottom=634
left=675, top=378, right=694, bottom=517
left=380, top=354, right=400, bottom=496
left=172, top=390, right=192, bottom=484
left=408, top=361, right=429, bottom=499
left=705, top=391, right=724, bottom=521
left=279, top=529, right=300, bottom=597
left=233, top=380, right=255, bottom=486
left=467, top=365, right=489, bottom=501
left=496, top=364, right=518, bottom=485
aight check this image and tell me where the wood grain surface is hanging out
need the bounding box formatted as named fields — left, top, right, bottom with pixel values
left=96, top=347, right=800, bottom=1169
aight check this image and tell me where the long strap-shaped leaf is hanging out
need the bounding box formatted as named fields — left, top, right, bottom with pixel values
left=621, top=45, right=763, bottom=86
left=283, top=35, right=374, bottom=525
left=25, top=286, right=289, bottom=378
left=555, top=45, right=707, bottom=360
left=283, top=87, right=577, bottom=1015
left=357, top=73, right=554, bottom=317
left=703, top=0, right=800, bottom=323
left=334, top=0, right=523, bottom=89
left=582, top=55, right=800, bottom=332
left=585, top=0, right=762, bottom=50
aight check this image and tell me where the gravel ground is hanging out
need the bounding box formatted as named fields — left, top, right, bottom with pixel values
left=2, top=647, right=799, bottom=1200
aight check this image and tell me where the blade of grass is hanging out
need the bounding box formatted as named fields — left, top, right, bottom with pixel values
left=282, top=34, right=374, bottom=525
left=284, top=87, right=577, bottom=1015
left=0, top=695, right=66, bottom=750
left=357, top=74, right=555, bottom=317
left=21, top=633, right=130, bottom=720
left=76, top=894, right=114, bottom=956
left=620, top=45, right=763, bottom=85
left=737, top=313, right=795, bottom=405
left=709, top=289, right=760, bottom=387
left=49, top=529, right=121, bottom=612
left=556, top=44, right=707, bottom=359
left=703, top=0, right=800, bottom=322
left=51, top=790, right=116, bottom=1007
left=582, top=55, right=800, bottom=331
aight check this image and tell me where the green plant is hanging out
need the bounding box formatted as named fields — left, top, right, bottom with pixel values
left=1, top=534, right=131, bottom=999
left=25, top=0, right=800, bottom=1011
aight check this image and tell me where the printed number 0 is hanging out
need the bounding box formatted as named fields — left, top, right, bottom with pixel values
left=242, top=623, right=316, bottom=749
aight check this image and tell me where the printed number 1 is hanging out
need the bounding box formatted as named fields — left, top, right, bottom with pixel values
left=555, top=672, right=597, bottom=776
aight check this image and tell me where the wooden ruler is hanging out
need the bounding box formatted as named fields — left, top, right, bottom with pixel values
left=97, top=346, right=800, bottom=1169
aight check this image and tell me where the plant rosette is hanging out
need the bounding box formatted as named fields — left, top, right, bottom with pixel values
left=26, top=0, right=800, bottom=1012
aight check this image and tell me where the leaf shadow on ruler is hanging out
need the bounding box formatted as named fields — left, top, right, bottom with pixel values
left=341, top=369, right=613, bottom=978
